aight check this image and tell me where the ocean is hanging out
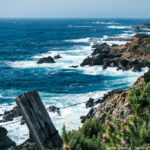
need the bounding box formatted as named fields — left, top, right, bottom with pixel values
left=0, top=18, right=150, bottom=144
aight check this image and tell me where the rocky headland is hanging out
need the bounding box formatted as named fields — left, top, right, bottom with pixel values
left=81, top=69, right=150, bottom=123
left=81, top=34, right=150, bottom=72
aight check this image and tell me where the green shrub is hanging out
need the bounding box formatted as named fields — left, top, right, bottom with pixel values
left=128, top=83, right=150, bottom=115
left=61, top=118, right=105, bottom=150
left=61, top=83, right=150, bottom=149
left=102, top=115, right=150, bottom=148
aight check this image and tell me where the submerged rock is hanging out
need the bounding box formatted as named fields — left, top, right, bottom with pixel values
left=70, top=65, right=78, bottom=68
left=54, top=54, right=62, bottom=59
left=0, top=126, right=16, bottom=150
left=37, top=56, right=55, bottom=64
left=48, top=106, right=61, bottom=116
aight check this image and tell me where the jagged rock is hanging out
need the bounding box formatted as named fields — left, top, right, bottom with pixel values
left=134, top=69, right=150, bottom=86
left=54, top=54, right=62, bottom=59
left=81, top=34, right=150, bottom=72
left=48, top=106, right=61, bottom=116
left=133, top=26, right=143, bottom=32
left=144, top=70, right=150, bottom=83
left=104, top=37, right=133, bottom=42
left=0, top=106, right=21, bottom=122
left=138, top=24, right=150, bottom=29
left=80, top=57, right=93, bottom=66
left=70, top=65, right=78, bottom=68
left=0, top=126, right=16, bottom=150
left=80, top=108, right=94, bottom=123
left=37, top=56, right=55, bottom=64
left=86, top=98, right=95, bottom=108
left=82, top=70, right=150, bottom=123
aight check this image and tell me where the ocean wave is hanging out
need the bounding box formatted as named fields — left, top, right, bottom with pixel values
left=92, top=21, right=118, bottom=25
left=80, top=66, right=148, bottom=76
left=6, top=45, right=92, bottom=69
left=107, top=25, right=132, bottom=29
left=118, top=33, right=135, bottom=38
left=89, top=35, right=130, bottom=46
left=1, top=64, right=147, bottom=145
left=68, top=25, right=92, bottom=28
left=65, top=37, right=90, bottom=43
left=0, top=90, right=107, bottom=144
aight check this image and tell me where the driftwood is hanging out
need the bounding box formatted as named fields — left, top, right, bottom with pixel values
left=16, top=90, right=63, bottom=150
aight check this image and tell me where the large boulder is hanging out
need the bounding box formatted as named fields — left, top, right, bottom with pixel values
left=0, top=126, right=16, bottom=150
left=37, top=56, right=55, bottom=64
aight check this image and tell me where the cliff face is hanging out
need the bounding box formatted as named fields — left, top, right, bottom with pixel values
left=82, top=70, right=150, bottom=122
left=81, top=34, right=150, bottom=72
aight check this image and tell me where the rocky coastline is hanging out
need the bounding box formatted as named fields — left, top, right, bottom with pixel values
left=1, top=29, right=150, bottom=149
left=81, top=69, right=150, bottom=123
left=81, top=34, right=150, bottom=72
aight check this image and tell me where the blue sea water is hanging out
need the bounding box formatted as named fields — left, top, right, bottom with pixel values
left=0, top=18, right=150, bottom=144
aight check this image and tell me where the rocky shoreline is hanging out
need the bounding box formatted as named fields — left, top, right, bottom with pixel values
left=81, top=34, right=150, bottom=72
left=1, top=26, right=150, bottom=149
left=81, top=69, right=150, bottom=123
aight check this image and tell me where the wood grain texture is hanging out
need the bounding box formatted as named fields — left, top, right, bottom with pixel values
left=16, top=90, right=63, bottom=150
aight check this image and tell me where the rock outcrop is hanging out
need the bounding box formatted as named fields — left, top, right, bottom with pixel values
left=81, top=34, right=150, bottom=72
left=48, top=106, right=61, bottom=116
left=81, top=69, right=150, bottom=123
left=104, top=37, right=133, bottom=42
left=138, top=24, right=150, bottom=29
left=37, top=56, right=55, bottom=64
left=0, top=126, right=16, bottom=150
left=54, top=54, right=62, bottom=59
left=0, top=106, right=21, bottom=123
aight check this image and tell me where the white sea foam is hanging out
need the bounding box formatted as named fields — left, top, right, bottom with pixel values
left=93, top=21, right=118, bottom=25
left=68, top=25, right=92, bottom=28
left=65, top=37, right=90, bottom=43
left=0, top=90, right=107, bottom=145
left=1, top=66, right=147, bottom=145
left=107, top=25, right=132, bottom=29
left=90, top=35, right=130, bottom=46
left=6, top=45, right=92, bottom=69
left=118, top=33, right=135, bottom=38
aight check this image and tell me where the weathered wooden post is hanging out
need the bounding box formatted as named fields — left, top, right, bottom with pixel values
left=16, top=90, right=63, bottom=150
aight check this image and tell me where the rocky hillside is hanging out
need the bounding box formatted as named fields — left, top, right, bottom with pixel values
left=81, top=69, right=150, bottom=123
left=81, top=34, right=150, bottom=72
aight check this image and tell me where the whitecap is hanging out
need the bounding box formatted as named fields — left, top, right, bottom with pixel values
left=65, top=37, right=90, bottom=43
left=6, top=45, right=93, bottom=69
left=68, top=25, right=92, bottom=28
left=92, top=21, right=118, bottom=25
left=107, top=25, right=132, bottom=29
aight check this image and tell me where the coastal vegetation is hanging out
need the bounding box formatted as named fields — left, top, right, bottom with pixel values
left=62, top=81, right=150, bottom=149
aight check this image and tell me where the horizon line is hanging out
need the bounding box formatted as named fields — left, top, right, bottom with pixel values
left=0, top=17, right=150, bottom=19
